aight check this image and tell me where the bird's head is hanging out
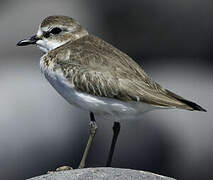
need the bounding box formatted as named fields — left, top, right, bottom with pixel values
left=17, top=15, right=88, bottom=52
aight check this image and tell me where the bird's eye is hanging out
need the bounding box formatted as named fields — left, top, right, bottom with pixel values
left=50, top=27, right=62, bottom=35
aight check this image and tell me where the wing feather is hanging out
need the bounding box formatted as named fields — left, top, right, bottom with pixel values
left=53, top=35, right=192, bottom=110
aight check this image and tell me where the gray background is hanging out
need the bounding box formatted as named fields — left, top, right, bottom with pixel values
left=0, top=0, right=212, bottom=179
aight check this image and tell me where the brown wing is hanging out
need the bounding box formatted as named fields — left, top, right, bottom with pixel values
left=54, top=35, right=196, bottom=110
left=59, top=62, right=120, bottom=98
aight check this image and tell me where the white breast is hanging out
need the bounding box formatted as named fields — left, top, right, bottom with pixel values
left=40, top=58, right=157, bottom=121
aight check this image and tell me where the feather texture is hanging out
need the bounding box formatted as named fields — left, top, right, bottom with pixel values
left=41, top=35, right=205, bottom=111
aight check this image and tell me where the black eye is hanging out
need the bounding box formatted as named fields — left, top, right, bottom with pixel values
left=50, top=27, right=62, bottom=35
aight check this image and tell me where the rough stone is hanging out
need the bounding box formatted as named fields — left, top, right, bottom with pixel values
left=27, top=167, right=176, bottom=180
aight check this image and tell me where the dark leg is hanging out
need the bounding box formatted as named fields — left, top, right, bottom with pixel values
left=78, top=112, right=97, bottom=168
left=106, top=121, right=120, bottom=167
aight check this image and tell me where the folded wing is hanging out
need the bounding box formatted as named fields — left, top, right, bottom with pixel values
left=55, top=35, right=206, bottom=111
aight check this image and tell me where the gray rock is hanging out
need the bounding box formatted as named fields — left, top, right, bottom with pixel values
left=27, top=167, right=176, bottom=180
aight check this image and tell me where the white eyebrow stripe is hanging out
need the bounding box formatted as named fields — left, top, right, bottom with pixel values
left=37, top=24, right=76, bottom=37
left=37, top=25, right=43, bottom=37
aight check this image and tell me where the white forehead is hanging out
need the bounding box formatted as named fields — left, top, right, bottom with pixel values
left=37, top=25, right=43, bottom=37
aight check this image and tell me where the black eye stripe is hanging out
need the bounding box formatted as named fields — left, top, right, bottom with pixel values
left=43, top=31, right=50, bottom=38
left=50, top=27, right=62, bottom=35
left=43, top=27, right=62, bottom=38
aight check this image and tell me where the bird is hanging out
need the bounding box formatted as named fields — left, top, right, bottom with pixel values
left=17, top=15, right=206, bottom=169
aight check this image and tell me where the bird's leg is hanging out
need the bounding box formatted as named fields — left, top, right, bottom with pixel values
left=78, top=112, right=97, bottom=168
left=106, top=121, right=120, bottom=167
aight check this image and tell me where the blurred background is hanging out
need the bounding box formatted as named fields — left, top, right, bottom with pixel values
left=0, top=0, right=212, bottom=179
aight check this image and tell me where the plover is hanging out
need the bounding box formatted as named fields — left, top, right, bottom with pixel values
left=17, top=15, right=206, bottom=168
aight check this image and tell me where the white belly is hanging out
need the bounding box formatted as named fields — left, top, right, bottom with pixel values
left=41, top=66, right=157, bottom=121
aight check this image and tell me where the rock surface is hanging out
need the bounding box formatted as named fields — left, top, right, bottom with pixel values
left=27, top=167, right=176, bottom=180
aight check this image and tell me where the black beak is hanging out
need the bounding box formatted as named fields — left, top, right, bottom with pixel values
left=17, top=35, right=40, bottom=46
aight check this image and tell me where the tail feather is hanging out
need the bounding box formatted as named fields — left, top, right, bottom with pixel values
left=174, top=97, right=207, bottom=112
left=166, top=90, right=207, bottom=112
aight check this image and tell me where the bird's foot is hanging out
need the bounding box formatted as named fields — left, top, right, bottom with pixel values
left=47, top=166, right=73, bottom=174
left=56, top=166, right=73, bottom=171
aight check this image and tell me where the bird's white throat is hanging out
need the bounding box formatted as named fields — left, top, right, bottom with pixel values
left=36, top=39, right=64, bottom=52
